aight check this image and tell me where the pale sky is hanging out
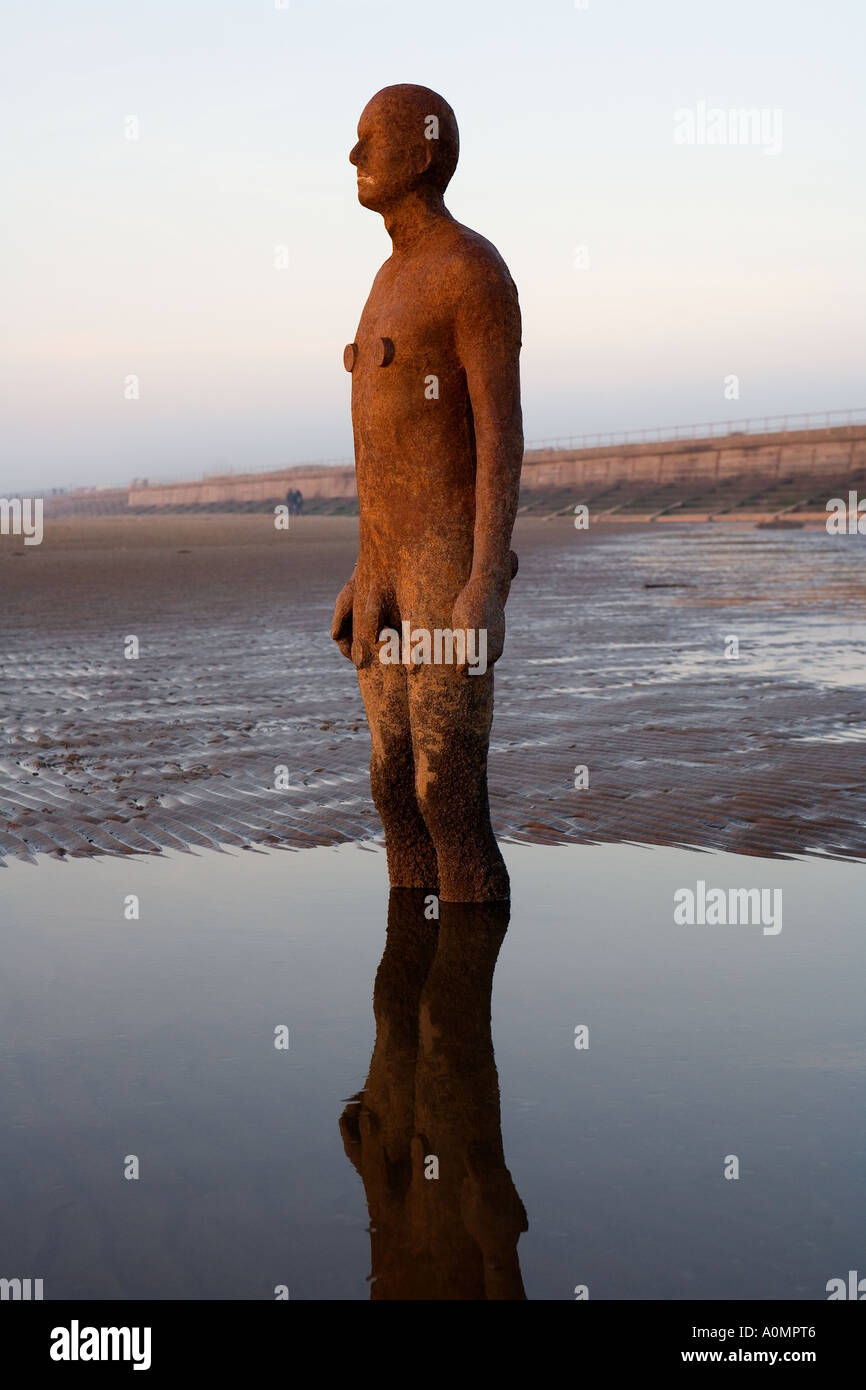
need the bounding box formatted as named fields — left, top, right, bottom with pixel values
left=1, top=0, right=864, bottom=492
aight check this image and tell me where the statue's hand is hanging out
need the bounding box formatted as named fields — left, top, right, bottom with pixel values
left=331, top=576, right=355, bottom=660
left=451, top=578, right=506, bottom=668
left=460, top=1162, right=528, bottom=1250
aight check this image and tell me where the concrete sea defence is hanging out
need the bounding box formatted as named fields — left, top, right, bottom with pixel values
left=38, top=421, right=866, bottom=521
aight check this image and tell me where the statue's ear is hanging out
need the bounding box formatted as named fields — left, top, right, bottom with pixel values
left=417, top=139, right=434, bottom=178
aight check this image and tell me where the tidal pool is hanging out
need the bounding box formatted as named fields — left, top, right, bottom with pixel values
left=0, top=840, right=862, bottom=1299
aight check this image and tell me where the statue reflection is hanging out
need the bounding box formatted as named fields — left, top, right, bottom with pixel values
left=340, top=889, right=527, bottom=1299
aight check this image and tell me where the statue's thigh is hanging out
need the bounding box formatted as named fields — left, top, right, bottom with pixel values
left=406, top=666, right=495, bottom=769
left=357, top=661, right=412, bottom=760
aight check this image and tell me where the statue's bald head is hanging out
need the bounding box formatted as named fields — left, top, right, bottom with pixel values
left=350, top=84, right=459, bottom=212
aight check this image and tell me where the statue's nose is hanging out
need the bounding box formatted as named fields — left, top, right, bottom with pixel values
left=349, top=143, right=360, bottom=167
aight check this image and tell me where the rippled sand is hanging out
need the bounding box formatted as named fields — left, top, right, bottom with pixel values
left=1, top=514, right=865, bottom=866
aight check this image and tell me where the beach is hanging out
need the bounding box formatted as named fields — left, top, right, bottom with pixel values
left=3, top=504, right=866, bottom=1302
left=2, top=514, right=865, bottom=866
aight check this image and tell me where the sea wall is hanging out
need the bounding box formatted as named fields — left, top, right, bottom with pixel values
left=74, top=423, right=866, bottom=511
left=521, top=425, right=866, bottom=490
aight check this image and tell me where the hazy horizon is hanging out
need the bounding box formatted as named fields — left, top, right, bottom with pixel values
left=2, top=0, right=864, bottom=493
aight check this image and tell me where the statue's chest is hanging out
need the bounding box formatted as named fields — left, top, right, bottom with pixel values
left=346, top=274, right=453, bottom=383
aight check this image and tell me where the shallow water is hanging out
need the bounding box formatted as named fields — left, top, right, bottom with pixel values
left=1, top=840, right=862, bottom=1299
left=2, top=521, right=865, bottom=866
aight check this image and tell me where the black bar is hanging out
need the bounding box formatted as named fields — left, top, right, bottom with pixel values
left=3, top=1299, right=860, bottom=1375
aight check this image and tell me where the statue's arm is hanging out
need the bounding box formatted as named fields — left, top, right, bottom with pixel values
left=452, top=255, right=523, bottom=663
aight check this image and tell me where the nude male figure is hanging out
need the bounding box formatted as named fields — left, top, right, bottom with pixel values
left=340, top=890, right=527, bottom=1298
left=331, top=84, right=523, bottom=902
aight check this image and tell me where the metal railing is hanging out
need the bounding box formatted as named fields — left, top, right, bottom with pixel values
left=524, top=408, right=866, bottom=455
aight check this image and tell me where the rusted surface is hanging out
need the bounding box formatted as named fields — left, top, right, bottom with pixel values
left=331, top=85, right=524, bottom=900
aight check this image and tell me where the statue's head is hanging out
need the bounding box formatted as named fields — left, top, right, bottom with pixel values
left=350, top=84, right=459, bottom=213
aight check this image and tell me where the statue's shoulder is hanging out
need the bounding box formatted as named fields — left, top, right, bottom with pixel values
left=438, top=221, right=518, bottom=300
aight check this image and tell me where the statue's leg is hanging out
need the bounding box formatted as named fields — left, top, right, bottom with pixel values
left=357, top=661, right=440, bottom=890
left=407, top=665, right=509, bottom=902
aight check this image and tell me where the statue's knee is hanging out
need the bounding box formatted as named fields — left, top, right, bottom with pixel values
left=369, top=746, right=414, bottom=812
left=415, top=776, right=456, bottom=836
left=370, top=755, right=399, bottom=803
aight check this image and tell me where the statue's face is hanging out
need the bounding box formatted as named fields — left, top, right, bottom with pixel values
left=350, top=96, right=427, bottom=212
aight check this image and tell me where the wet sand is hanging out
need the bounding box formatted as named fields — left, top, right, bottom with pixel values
left=1, top=514, right=865, bottom=866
